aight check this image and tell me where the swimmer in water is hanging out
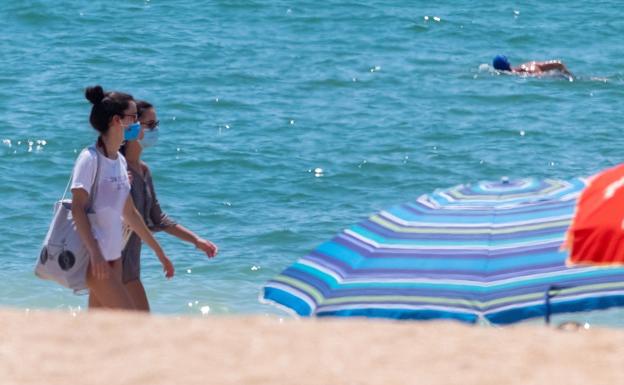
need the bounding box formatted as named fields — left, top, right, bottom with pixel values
left=492, top=55, right=574, bottom=79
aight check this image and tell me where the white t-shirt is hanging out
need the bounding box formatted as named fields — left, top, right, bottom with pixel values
left=71, top=147, right=131, bottom=261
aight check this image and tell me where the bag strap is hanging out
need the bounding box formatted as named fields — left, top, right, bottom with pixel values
left=60, top=145, right=101, bottom=212
left=60, top=169, right=73, bottom=202
left=86, top=145, right=101, bottom=212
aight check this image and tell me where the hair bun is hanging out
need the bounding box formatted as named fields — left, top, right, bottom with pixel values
left=85, top=85, right=105, bottom=105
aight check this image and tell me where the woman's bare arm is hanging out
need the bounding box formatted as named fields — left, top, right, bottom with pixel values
left=164, top=224, right=218, bottom=258
left=71, top=188, right=108, bottom=280
left=538, top=61, right=573, bottom=77
left=123, top=196, right=174, bottom=277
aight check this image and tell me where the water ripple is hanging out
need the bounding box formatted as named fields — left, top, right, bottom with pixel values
left=1, top=0, right=623, bottom=326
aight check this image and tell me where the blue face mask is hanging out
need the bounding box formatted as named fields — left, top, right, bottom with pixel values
left=139, top=128, right=159, bottom=148
left=124, top=122, right=141, bottom=141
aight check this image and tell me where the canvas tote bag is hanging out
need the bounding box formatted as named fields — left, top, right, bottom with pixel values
left=35, top=146, right=100, bottom=293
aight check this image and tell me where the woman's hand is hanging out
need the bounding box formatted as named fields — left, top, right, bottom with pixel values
left=90, top=252, right=109, bottom=280
left=195, top=238, right=218, bottom=258
left=159, top=254, right=175, bottom=278
left=162, top=225, right=219, bottom=259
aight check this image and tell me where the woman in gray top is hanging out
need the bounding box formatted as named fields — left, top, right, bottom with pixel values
left=120, top=100, right=218, bottom=311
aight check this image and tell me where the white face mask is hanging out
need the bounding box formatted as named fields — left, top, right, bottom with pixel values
left=139, top=128, right=159, bottom=148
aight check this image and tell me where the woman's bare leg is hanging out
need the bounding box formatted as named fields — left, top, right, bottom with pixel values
left=86, top=259, right=135, bottom=310
left=124, top=279, right=150, bottom=312
left=88, top=293, right=103, bottom=308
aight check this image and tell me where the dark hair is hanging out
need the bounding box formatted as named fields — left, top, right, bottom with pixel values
left=85, top=85, right=134, bottom=134
left=136, top=100, right=154, bottom=119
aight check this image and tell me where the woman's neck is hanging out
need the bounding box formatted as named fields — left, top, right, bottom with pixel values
left=98, top=136, right=119, bottom=159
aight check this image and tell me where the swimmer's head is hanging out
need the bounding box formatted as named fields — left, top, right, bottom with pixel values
left=492, top=55, right=511, bottom=71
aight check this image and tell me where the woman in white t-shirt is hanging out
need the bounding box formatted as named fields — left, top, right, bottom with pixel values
left=72, top=85, right=174, bottom=310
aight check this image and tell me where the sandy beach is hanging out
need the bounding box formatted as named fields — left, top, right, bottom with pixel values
left=1, top=308, right=623, bottom=385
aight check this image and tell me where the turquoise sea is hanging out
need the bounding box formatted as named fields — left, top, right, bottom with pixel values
left=2, top=1, right=624, bottom=325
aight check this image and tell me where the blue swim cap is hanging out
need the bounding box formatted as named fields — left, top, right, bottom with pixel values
left=492, top=55, right=511, bottom=71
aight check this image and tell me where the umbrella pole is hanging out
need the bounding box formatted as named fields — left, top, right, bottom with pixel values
left=544, top=285, right=564, bottom=325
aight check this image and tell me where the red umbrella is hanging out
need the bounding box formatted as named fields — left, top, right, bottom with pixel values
left=566, top=164, right=624, bottom=266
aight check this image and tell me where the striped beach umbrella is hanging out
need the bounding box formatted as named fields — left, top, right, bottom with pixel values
left=262, top=178, right=624, bottom=325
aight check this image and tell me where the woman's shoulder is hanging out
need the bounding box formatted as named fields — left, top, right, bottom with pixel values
left=117, top=151, right=128, bottom=165
left=79, top=145, right=98, bottom=157
left=75, top=146, right=98, bottom=166
left=140, top=160, right=152, bottom=175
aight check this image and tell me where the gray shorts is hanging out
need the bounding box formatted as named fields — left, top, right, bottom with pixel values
left=121, top=234, right=142, bottom=283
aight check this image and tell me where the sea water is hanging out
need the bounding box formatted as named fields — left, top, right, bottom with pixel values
left=1, top=1, right=623, bottom=325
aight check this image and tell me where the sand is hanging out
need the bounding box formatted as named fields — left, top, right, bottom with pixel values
left=1, top=308, right=623, bottom=385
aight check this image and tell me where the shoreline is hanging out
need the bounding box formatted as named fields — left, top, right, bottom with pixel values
left=1, top=308, right=623, bottom=385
